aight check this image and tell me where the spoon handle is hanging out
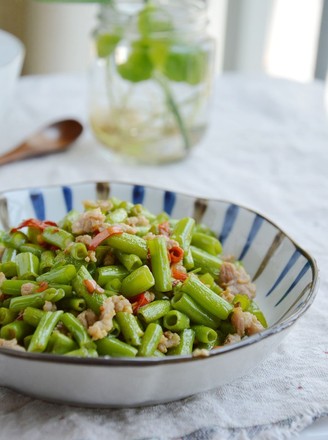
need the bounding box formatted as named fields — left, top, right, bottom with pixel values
left=0, top=119, right=83, bottom=166
left=0, top=143, right=34, bottom=166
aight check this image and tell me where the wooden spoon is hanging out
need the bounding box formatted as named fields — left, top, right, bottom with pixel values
left=0, top=119, right=83, bottom=165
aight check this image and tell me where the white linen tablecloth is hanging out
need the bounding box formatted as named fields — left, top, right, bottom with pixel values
left=0, top=73, right=327, bottom=440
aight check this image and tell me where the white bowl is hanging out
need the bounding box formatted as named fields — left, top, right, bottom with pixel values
left=0, top=181, right=318, bottom=407
left=0, top=30, right=25, bottom=120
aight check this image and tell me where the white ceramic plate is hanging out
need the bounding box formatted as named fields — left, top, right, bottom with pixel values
left=0, top=181, right=318, bottom=407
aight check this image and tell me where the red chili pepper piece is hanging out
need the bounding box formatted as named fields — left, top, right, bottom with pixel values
left=11, top=218, right=58, bottom=233
left=83, top=279, right=104, bottom=294
left=84, top=279, right=97, bottom=293
left=36, top=281, right=49, bottom=292
left=171, top=266, right=188, bottom=281
left=129, top=292, right=151, bottom=314
left=169, top=246, right=184, bottom=264
left=89, top=226, right=123, bottom=251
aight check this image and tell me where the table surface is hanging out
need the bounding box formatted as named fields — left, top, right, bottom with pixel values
left=0, top=72, right=327, bottom=440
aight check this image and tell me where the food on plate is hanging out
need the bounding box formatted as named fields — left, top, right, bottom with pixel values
left=0, top=198, right=267, bottom=358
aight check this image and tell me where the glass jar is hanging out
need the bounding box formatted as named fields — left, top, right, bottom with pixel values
left=88, top=0, right=216, bottom=164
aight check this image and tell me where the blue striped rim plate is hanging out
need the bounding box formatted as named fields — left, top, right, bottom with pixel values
left=0, top=180, right=319, bottom=366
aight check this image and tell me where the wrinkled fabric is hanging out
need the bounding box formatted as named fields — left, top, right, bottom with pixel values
left=0, top=73, right=327, bottom=440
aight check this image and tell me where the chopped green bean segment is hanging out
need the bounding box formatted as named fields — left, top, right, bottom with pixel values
left=23, top=307, right=45, bottom=327
left=1, top=280, right=37, bottom=297
left=41, top=226, right=74, bottom=250
left=105, top=233, right=148, bottom=259
left=39, top=250, right=55, bottom=273
left=116, top=311, right=143, bottom=346
left=96, top=336, right=138, bottom=357
left=121, top=265, right=155, bottom=297
left=46, top=331, right=78, bottom=354
left=190, top=246, right=222, bottom=277
left=168, top=328, right=195, bottom=355
left=9, top=288, right=65, bottom=312
left=138, top=323, right=163, bottom=357
left=28, top=310, right=63, bottom=352
left=191, top=232, right=222, bottom=256
left=37, top=264, right=77, bottom=284
left=0, top=320, right=34, bottom=342
left=137, top=300, right=171, bottom=324
left=16, top=252, right=40, bottom=280
left=0, top=307, right=18, bottom=326
left=147, top=236, right=172, bottom=292
left=96, top=265, right=129, bottom=287
left=182, top=274, right=233, bottom=320
left=115, top=251, right=143, bottom=272
left=60, top=312, right=95, bottom=350
left=163, top=310, right=190, bottom=332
